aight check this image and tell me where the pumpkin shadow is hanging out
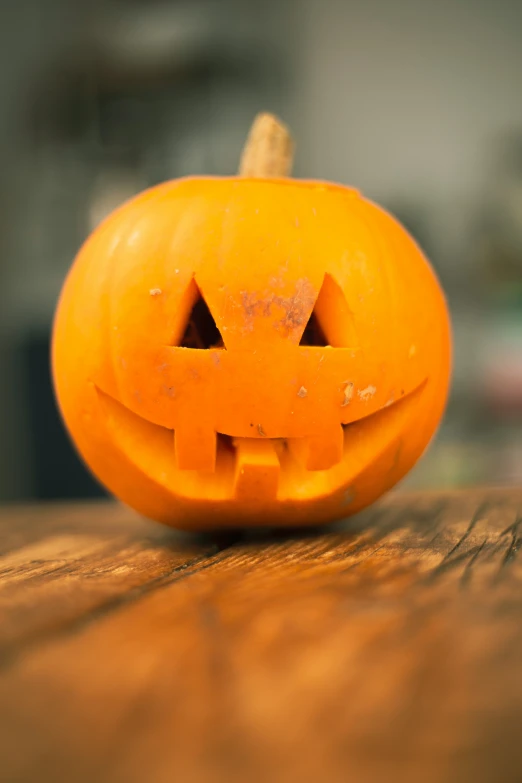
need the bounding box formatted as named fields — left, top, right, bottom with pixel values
left=183, top=507, right=379, bottom=551
left=174, top=497, right=444, bottom=551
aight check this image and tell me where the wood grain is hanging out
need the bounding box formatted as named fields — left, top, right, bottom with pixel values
left=0, top=489, right=522, bottom=783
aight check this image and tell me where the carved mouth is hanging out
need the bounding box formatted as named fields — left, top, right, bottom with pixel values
left=94, top=379, right=427, bottom=503
left=93, top=273, right=427, bottom=503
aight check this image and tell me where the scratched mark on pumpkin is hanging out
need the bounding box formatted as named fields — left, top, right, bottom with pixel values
left=341, top=381, right=354, bottom=407
left=385, top=391, right=395, bottom=407
left=240, top=278, right=316, bottom=337
left=358, top=385, right=376, bottom=402
left=275, top=278, right=317, bottom=336
left=241, top=291, right=272, bottom=326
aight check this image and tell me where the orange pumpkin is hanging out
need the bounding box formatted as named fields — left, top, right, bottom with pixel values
left=52, top=114, right=451, bottom=530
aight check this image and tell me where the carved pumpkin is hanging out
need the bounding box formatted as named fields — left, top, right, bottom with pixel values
left=52, top=114, right=451, bottom=530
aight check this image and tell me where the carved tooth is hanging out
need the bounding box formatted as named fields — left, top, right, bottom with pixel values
left=233, top=438, right=280, bottom=500
left=174, top=427, right=217, bottom=472
left=289, top=426, right=344, bottom=471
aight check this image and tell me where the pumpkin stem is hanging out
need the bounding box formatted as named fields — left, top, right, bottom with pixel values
left=238, top=113, right=294, bottom=178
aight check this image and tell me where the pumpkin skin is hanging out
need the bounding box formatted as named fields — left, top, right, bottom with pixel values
left=52, top=176, right=451, bottom=530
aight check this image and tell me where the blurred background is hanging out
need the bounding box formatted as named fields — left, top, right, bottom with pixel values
left=0, top=0, right=521, bottom=503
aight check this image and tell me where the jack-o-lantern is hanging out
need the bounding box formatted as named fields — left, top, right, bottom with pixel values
left=52, top=114, right=451, bottom=530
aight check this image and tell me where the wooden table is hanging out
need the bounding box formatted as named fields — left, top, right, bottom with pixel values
left=0, top=489, right=521, bottom=783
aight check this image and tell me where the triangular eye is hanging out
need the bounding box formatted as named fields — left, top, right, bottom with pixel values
left=180, top=291, right=224, bottom=349
left=299, top=273, right=358, bottom=348
left=299, top=311, right=329, bottom=346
